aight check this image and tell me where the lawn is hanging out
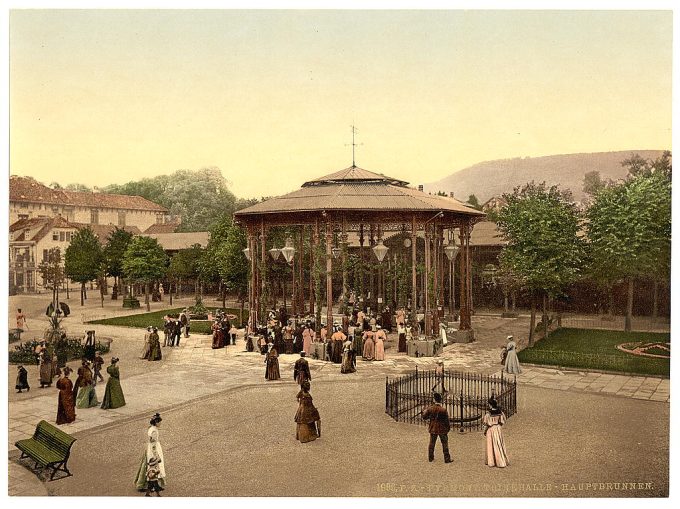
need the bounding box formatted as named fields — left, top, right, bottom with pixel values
left=517, top=328, right=670, bottom=377
left=86, top=307, right=248, bottom=333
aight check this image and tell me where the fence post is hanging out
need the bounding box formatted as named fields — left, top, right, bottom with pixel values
left=459, top=390, right=465, bottom=433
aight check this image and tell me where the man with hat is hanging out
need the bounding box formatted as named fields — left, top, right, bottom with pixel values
left=93, top=350, right=105, bottom=386
left=421, top=392, right=452, bottom=463
left=293, top=351, right=311, bottom=385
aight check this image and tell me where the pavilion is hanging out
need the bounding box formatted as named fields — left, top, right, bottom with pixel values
left=234, top=165, right=485, bottom=338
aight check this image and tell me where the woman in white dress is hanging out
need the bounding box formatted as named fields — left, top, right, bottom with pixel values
left=135, top=413, right=166, bottom=492
left=504, top=335, right=522, bottom=374
left=482, top=397, right=509, bottom=468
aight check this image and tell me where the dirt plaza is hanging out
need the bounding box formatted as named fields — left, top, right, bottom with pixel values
left=6, top=293, right=670, bottom=497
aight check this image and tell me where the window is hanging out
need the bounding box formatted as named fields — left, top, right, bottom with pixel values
left=90, top=209, right=99, bottom=224
left=66, top=231, right=72, bottom=242
left=59, top=231, right=65, bottom=242
left=19, top=202, right=28, bottom=209
left=63, top=208, right=75, bottom=221
left=118, top=211, right=126, bottom=227
left=156, top=213, right=164, bottom=224
left=52, top=206, right=60, bottom=214
left=18, top=214, right=28, bottom=220
left=53, top=231, right=59, bottom=241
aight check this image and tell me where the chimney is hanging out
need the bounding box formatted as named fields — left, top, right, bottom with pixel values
left=418, top=185, right=424, bottom=192
left=449, top=192, right=454, bottom=198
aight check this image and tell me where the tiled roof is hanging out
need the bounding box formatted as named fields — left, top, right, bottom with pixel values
left=144, top=222, right=180, bottom=234
left=70, top=223, right=142, bottom=241
left=140, top=232, right=210, bottom=251
left=9, top=216, right=78, bottom=242
left=9, top=176, right=168, bottom=212
left=470, top=221, right=506, bottom=247
left=303, top=166, right=409, bottom=187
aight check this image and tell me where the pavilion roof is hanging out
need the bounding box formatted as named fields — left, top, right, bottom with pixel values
left=235, top=165, right=485, bottom=218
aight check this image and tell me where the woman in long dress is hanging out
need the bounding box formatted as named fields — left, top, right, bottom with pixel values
left=140, top=327, right=152, bottom=360
left=397, top=322, right=407, bottom=353
left=211, top=320, right=224, bottom=349
left=362, top=330, right=375, bottom=360
left=265, top=343, right=281, bottom=380
left=374, top=326, right=386, bottom=361
left=340, top=340, right=356, bottom=374
left=16, top=365, right=30, bottom=393
left=294, top=381, right=321, bottom=443
left=482, top=398, right=509, bottom=468
left=148, top=328, right=162, bottom=361
left=101, top=357, right=126, bottom=409
left=135, top=413, right=167, bottom=492
left=503, top=336, right=522, bottom=374
left=302, top=325, right=313, bottom=355
left=76, top=361, right=99, bottom=408
left=38, top=347, right=55, bottom=388
left=56, top=367, right=76, bottom=424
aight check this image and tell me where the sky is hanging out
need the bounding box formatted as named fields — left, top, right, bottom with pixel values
left=9, top=9, right=672, bottom=199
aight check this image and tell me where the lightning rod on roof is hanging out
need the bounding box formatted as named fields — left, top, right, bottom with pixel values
left=346, top=124, right=363, bottom=168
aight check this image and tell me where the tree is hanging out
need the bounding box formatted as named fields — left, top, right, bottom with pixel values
left=466, top=194, right=482, bottom=210
left=103, top=227, right=134, bottom=299
left=215, top=223, right=250, bottom=325
left=122, top=237, right=168, bottom=311
left=65, top=183, right=92, bottom=192
left=582, top=170, right=610, bottom=199
left=168, top=244, right=205, bottom=299
left=38, top=247, right=66, bottom=310
left=587, top=152, right=671, bottom=331
left=104, top=167, right=240, bottom=232
left=496, top=182, right=584, bottom=345
left=65, top=228, right=103, bottom=306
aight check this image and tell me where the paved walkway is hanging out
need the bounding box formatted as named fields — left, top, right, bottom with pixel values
left=7, top=294, right=670, bottom=496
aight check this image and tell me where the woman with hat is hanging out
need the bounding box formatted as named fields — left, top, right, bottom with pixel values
left=503, top=336, right=522, bottom=374
left=374, top=325, right=386, bottom=361
left=15, top=365, right=30, bottom=393
left=101, top=357, right=126, bottom=409
left=56, top=367, right=76, bottom=424
left=294, top=380, right=321, bottom=443
left=135, top=413, right=167, bottom=493
left=148, top=327, right=162, bottom=361
left=265, top=341, right=280, bottom=380
left=140, top=326, right=153, bottom=360
left=75, top=360, right=99, bottom=408
left=362, top=328, right=375, bottom=361
left=340, top=338, right=356, bottom=374
left=482, top=397, right=509, bottom=468
left=37, top=341, right=55, bottom=388
left=211, top=319, right=224, bottom=349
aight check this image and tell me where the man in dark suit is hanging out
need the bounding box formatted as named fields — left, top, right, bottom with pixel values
left=421, top=392, right=452, bottom=463
left=293, top=351, right=311, bottom=385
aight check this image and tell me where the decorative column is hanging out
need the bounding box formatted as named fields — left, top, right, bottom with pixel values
left=298, top=228, right=304, bottom=313
left=411, top=216, right=417, bottom=319
left=369, top=224, right=375, bottom=311
left=359, top=224, right=365, bottom=307
left=424, top=226, right=432, bottom=336
left=341, top=217, right=349, bottom=311
left=248, top=230, right=258, bottom=328
left=325, top=222, right=334, bottom=329
left=310, top=222, right=318, bottom=317
left=458, top=223, right=473, bottom=333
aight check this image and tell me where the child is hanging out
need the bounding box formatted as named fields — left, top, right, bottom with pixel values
left=145, top=456, right=163, bottom=496
left=16, top=365, right=30, bottom=393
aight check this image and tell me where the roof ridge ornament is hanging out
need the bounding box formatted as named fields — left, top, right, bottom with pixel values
left=345, top=124, right=363, bottom=168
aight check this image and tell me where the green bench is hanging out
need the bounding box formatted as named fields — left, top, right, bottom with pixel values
left=15, top=420, right=77, bottom=480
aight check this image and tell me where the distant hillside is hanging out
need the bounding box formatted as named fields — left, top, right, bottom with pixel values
left=424, top=150, right=667, bottom=203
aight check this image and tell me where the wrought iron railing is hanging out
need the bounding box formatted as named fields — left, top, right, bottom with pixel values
left=385, top=367, right=517, bottom=432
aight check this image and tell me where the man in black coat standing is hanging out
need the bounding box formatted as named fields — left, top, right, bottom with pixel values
left=293, top=351, right=311, bottom=385
left=421, top=392, right=452, bottom=463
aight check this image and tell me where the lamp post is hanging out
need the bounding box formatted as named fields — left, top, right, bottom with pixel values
left=373, top=240, right=389, bottom=312
left=444, top=235, right=459, bottom=318
left=280, top=238, right=296, bottom=314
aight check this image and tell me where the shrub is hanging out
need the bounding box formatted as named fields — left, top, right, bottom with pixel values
left=9, top=338, right=111, bottom=365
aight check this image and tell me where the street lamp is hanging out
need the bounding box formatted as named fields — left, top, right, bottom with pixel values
left=444, top=238, right=458, bottom=317
left=243, top=247, right=251, bottom=261
left=280, top=237, right=296, bottom=264
left=373, top=241, right=389, bottom=262
left=269, top=247, right=281, bottom=261
left=331, top=246, right=341, bottom=259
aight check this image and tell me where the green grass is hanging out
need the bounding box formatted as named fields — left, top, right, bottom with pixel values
left=86, top=307, right=248, bottom=334
left=517, top=328, right=670, bottom=377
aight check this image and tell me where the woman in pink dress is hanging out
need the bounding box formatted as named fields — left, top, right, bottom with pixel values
left=374, top=326, right=386, bottom=361
left=362, top=330, right=375, bottom=360
left=482, top=397, right=509, bottom=468
left=302, top=324, right=313, bottom=354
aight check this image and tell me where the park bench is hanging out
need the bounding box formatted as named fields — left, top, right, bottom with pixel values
left=15, top=420, right=77, bottom=480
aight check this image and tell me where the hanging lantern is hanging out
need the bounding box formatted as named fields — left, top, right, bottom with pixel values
left=243, top=247, right=251, bottom=261
left=444, top=241, right=459, bottom=261
left=373, top=241, right=389, bottom=262
left=269, top=247, right=281, bottom=260
left=280, top=237, right=296, bottom=263
left=331, top=246, right=341, bottom=259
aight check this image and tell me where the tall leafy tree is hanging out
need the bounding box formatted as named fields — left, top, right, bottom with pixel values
left=103, top=227, right=134, bottom=299
left=167, top=244, right=205, bottom=299
left=65, top=228, right=104, bottom=306
left=587, top=152, right=671, bottom=331
left=122, top=236, right=168, bottom=311
left=496, top=182, right=584, bottom=344
left=38, top=247, right=66, bottom=310
left=215, top=223, right=250, bottom=325
left=466, top=194, right=482, bottom=210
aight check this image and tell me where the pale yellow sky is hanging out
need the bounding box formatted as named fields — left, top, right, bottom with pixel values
left=9, top=10, right=672, bottom=199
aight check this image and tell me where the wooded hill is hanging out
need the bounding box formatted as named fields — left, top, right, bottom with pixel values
left=424, top=150, right=667, bottom=203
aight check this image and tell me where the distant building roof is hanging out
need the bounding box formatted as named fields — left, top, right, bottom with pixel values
left=469, top=221, right=506, bottom=247
left=140, top=232, right=210, bottom=251
left=71, top=223, right=142, bottom=241
left=9, top=176, right=168, bottom=212
left=9, top=216, right=78, bottom=243
left=144, top=222, right=180, bottom=234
